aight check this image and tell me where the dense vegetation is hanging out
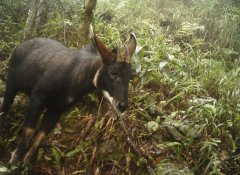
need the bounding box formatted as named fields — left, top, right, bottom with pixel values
left=0, top=0, right=240, bottom=174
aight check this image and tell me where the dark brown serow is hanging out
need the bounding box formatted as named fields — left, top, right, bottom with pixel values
left=0, top=27, right=137, bottom=167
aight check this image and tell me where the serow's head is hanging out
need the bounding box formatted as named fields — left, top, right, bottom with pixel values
left=91, top=30, right=137, bottom=113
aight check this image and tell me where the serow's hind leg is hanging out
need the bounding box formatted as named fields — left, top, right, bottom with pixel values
left=23, top=109, right=60, bottom=167
left=9, top=95, right=44, bottom=166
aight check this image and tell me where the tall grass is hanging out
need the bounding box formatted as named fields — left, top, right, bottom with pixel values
left=96, top=0, right=240, bottom=174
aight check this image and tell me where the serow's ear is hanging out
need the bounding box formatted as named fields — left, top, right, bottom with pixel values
left=89, top=26, right=116, bottom=63
left=121, top=33, right=137, bottom=63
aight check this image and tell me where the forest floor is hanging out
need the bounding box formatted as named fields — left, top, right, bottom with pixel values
left=0, top=0, right=240, bottom=174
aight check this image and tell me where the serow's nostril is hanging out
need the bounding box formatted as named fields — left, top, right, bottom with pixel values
left=117, top=102, right=128, bottom=112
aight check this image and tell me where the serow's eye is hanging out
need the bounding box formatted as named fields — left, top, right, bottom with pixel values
left=109, top=70, right=118, bottom=78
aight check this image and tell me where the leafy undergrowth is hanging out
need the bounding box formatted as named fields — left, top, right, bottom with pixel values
left=1, top=0, right=240, bottom=174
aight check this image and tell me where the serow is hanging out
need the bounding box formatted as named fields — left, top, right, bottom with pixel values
left=0, top=27, right=137, bottom=167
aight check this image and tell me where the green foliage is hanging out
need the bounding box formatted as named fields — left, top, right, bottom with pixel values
left=194, top=0, right=240, bottom=53
left=0, top=0, right=240, bottom=174
left=94, top=0, right=240, bottom=174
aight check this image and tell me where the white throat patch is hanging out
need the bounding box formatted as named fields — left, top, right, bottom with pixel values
left=102, top=90, right=113, bottom=104
left=103, top=90, right=123, bottom=114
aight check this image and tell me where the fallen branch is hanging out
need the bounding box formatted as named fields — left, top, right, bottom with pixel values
left=114, top=110, right=156, bottom=175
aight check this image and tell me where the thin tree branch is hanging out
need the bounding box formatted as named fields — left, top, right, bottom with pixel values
left=56, top=0, right=66, bottom=45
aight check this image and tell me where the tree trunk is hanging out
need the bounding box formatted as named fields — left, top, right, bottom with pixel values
left=56, top=0, right=66, bottom=45
left=35, top=0, right=46, bottom=33
left=23, top=0, right=40, bottom=41
left=78, top=0, right=97, bottom=47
